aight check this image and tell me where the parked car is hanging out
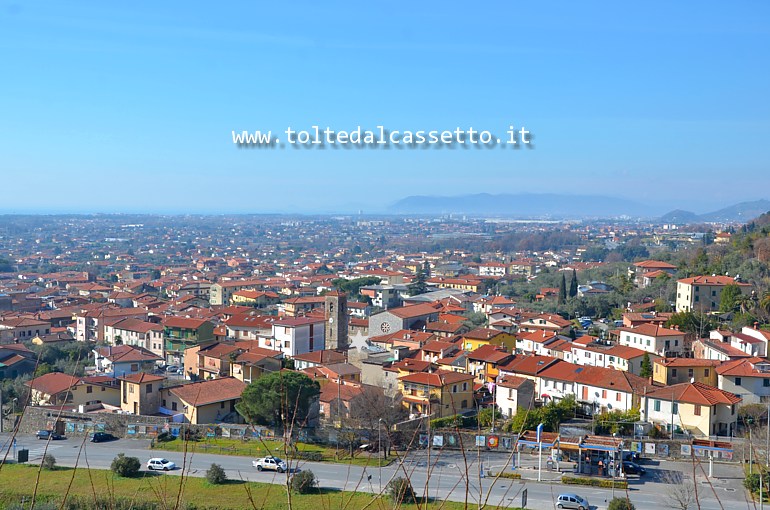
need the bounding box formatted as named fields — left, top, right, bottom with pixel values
left=36, top=430, right=64, bottom=440
left=252, top=456, right=287, bottom=473
left=622, top=461, right=646, bottom=475
left=557, top=493, right=590, bottom=510
left=147, top=458, right=176, bottom=471
left=622, top=450, right=640, bottom=463
left=89, top=432, right=116, bottom=443
left=165, top=365, right=179, bottom=373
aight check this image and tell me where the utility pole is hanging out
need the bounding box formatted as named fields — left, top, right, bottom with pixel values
left=378, top=418, right=382, bottom=491
left=0, top=387, right=3, bottom=434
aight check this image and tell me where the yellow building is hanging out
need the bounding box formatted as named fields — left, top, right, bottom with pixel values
left=160, top=377, right=246, bottom=424
left=460, top=328, right=517, bottom=352
left=398, top=370, right=474, bottom=418
left=27, top=372, right=120, bottom=407
left=653, top=358, right=720, bottom=386
left=119, top=373, right=165, bottom=415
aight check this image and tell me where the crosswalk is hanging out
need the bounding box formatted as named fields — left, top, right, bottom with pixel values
left=20, top=444, right=62, bottom=459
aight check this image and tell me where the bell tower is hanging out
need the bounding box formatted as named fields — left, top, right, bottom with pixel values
left=324, top=291, right=348, bottom=351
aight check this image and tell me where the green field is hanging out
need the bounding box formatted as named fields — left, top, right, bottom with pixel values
left=0, top=464, right=515, bottom=510
left=150, top=437, right=393, bottom=467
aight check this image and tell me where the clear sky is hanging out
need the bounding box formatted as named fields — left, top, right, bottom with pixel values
left=1, top=2, right=769, bottom=214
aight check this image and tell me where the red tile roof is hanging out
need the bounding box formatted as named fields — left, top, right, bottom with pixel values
left=168, top=377, right=246, bottom=406
left=645, top=382, right=742, bottom=406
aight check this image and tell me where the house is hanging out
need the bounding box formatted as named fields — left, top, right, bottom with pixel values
left=570, top=341, right=658, bottom=376
left=293, top=349, right=348, bottom=371
left=398, top=370, right=474, bottom=419
left=497, top=354, right=561, bottom=397
left=102, top=318, right=164, bottom=358
left=119, top=372, right=165, bottom=415
left=459, top=328, right=517, bottom=352
left=653, top=358, right=721, bottom=386
left=162, top=317, right=215, bottom=365
left=709, top=328, right=768, bottom=357
left=616, top=324, right=686, bottom=357
left=265, top=316, right=325, bottom=357
left=224, top=313, right=274, bottom=341
left=478, top=262, right=507, bottom=277
left=230, top=290, right=280, bottom=308
left=537, top=362, right=654, bottom=414
left=631, top=260, right=677, bottom=288
left=641, top=382, right=741, bottom=437
left=368, top=329, right=436, bottom=351
left=507, top=259, right=537, bottom=277
left=420, top=340, right=460, bottom=364
left=228, top=347, right=283, bottom=384
left=161, top=377, right=246, bottom=424
left=517, top=313, right=572, bottom=334
left=75, top=307, right=149, bottom=343
left=692, top=338, right=754, bottom=362
left=466, top=344, right=514, bottom=383
left=93, top=345, right=163, bottom=377
left=495, top=375, right=535, bottom=418
left=0, top=317, right=51, bottom=344
left=28, top=372, right=120, bottom=407
left=716, top=357, right=770, bottom=405
left=360, top=285, right=401, bottom=309
left=621, top=312, right=672, bottom=328
left=0, top=344, right=37, bottom=379
left=305, top=362, right=361, bottom=384
left=184, top=342, right=242, bottom=380
left=675, top=275, right=752, bottom=313
left=319, top=382, right=365, bottom=424
left=368, top=303, right=440, bottom=336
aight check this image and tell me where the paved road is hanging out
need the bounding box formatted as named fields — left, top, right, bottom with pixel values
left=0, top=433, right=754, bottom=510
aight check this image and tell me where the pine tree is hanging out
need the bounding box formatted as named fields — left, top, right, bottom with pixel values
left=408, top=263, right=428, bottom=295
left=640, top=352, right=652, bottom=378
left=558, top=273, right=567, bottom=305
left=569, top=269, right=578, bottom=298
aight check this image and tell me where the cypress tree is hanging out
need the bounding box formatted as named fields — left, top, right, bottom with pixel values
left=558, top=273, right=567, bottom=304
left=569, top=269, right=578, bottom=298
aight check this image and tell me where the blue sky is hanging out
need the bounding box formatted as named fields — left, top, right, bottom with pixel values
left=1, top=2, right=769, bottom=214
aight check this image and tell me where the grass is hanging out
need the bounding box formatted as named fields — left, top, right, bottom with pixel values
left=151, top=437, right=393, bottom=467
left=0, top=464, right=505, bottom=509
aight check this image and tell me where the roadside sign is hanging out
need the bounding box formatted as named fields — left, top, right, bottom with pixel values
left=522, top=488, right=528, bottom=508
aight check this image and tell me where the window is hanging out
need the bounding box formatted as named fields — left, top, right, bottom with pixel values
left=162, top=400, right=166, bottom=407
left=712, top=290, right=716, bottom=297
left=602, top=390, right=607, bottom=399
left=672, top=369, right=678, bottom=377
left=146, top=384, right=153, bottom=394
left=673, top=402, right=679, bottom=414
left=695, top=296, right=699, bottom=302
left=765, top=379, right=770, bottom=387
left=688, top=369, right=694, bottom=379
left=704, top=369, right=710, bottom=377
left=172, top=402, right=177, bottom=411
left=130, top=363, right=139, bottom=372
left=736, top=377, right=742, bottom=386
left=221, top=401, right=225, bottom=408
left=694, top=405, right=701, bottom=416
left=86, top=386, right=93, bottom=394
left=462, top=382, right=468, bottom=391
left=129, top=384, right=134, bottom=394
left=654, top=399, right=661, bottom=412
left=616, top=392, right=621, bottom=402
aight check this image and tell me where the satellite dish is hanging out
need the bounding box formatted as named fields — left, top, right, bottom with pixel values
left=690, top=377, right=695, bottom=384
left=595, top=392, right=600, bottom=398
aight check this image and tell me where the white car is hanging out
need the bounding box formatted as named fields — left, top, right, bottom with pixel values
left=147, top=458, right=176, bottom=471
left=252, top=456, right=287, bottom=473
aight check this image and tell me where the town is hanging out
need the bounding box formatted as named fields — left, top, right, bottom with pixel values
left=1, top=212, right=768, bottom=508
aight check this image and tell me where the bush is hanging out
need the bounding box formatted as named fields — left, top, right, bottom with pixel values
left=295, top=451, right=323, bottom=462
left=205, top=463, right=227, bottom=484
left=745, top=473, right=761, bottom=493
left=41, top=454, right=56, bottom=470
left=562, top=476, right=628, bottom=489
left=387, top=477, right=416, bottom=504
left=608, top=497, right=636, bottom=510
left=490, top=471, right=521, bottom=480
left=291, top=469, right=317, bottom=494
left=110, top=453, right=141, bottom=478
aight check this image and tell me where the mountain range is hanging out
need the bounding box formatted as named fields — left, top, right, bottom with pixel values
left=388, top=193, right=770, bottom=223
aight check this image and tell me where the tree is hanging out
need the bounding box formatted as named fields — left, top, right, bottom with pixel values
left=569, top=269, right=578, bottom=298
left=291, top=470, right=317, bottom=494
left=640, top=353, right=652, bottom=378
left=558, top=272, right=567, bottom=305
left=387, top=477, right=416, bottom=504
left=663, top=473, right=696, bottom=510
left=719, top=284, right=743, bottom=313
left=206, top=463, right=228, bottom=484
left=408, top=263, right=428, bottom=296
left=608, top=497, right=636, bottom=510
left=236, top=371, right=320, bottom=428
left=110, top=454, right=141, bottom=477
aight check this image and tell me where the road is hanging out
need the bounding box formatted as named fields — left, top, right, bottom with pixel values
left=0, top=433, right=754, bottom=510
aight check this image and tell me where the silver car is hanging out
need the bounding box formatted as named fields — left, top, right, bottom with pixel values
left=557, top=493, right=590, bottom=510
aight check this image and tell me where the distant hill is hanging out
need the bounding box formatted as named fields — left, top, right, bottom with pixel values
left=388, top=193, right=654, bottom=218
left=660, top=199, right=770, bottom=224
left=660, top=209, right=700, bottom=224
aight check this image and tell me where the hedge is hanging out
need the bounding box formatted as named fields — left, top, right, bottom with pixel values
left=562, top=476, right=628, bottom=489
left=490, top=472, right=522, bottom=480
